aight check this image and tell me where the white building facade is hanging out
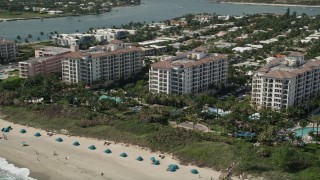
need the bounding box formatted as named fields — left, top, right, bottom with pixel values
left=251, top=53, right=320, bottom=110
left=149, top=52, right=228, bottom=94
left=62, top=47, right=143, bottom=85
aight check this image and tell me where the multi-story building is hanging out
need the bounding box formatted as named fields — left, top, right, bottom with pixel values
left=251, top=53, right=320, bottom=110
left=19, top=55, right=65, bottom=78
left=19, top=46, right=72, bottom=78
left=61, top=43, right=143, bottom=85
left=35, top=46, right=70, bottom=58
left=0, top=39, right=18, bottom=58
left=149, top=51, right=228, bottom=94
left=54, top=33, right=104, bottom=46
left=94, top=28, right=137, bottom=42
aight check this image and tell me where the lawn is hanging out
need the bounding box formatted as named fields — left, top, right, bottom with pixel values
left=3, top=70, right=20, bottom=82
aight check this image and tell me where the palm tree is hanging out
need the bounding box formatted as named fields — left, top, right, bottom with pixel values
left=186, top=112, right=199, bottom=130
left=311, top=115, right=320, bottom=143
left=27, top=34, right=33, bottom=42
left=300, top=120, right=309, bottom=138
left=40, top=31, right=44, bottom=40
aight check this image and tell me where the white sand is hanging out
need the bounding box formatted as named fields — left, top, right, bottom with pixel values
left=0, top=119, right=239, bottom=180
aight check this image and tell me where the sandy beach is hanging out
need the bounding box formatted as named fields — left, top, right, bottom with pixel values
left=0, top=119, right=239, bottom=180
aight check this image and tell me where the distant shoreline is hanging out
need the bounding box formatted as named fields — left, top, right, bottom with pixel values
left=219, top=1, right=320, bottom=8
left=0, top=14, right=79, bottom=22
left=0, top=5, right=131, bottom=23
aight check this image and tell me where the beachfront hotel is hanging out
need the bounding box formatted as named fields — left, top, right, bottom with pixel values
left=61, top=41, right=143, bottom=85
left=0, top=39, right=18, bottom=59
left=149, top=50, right=228, bottom=94
left=19, top=46, right=71, bottom=78
left=251, top=52, right=320, bottom=110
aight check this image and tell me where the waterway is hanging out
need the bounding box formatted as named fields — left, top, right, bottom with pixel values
left=0, top=0, right=319, bottom=40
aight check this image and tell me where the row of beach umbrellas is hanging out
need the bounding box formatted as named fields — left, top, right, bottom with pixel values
left=10, top=128, right=200, bottom=174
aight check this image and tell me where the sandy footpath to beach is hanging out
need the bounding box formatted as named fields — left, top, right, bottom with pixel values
left=0, top=119, right=238, bottom=180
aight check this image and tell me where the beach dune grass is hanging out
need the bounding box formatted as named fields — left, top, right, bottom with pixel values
left=2, top=106, right=320, bottom=179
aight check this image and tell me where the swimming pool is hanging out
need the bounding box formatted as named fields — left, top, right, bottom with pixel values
left=0, top=73, right=8, bottom=80
left=294, top=127, right=318, bottom=137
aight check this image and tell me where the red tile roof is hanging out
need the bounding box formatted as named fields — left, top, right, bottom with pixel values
left=151, top=54, right=226, bottom=69
left=63, top=47, right=142, bottom=59
left=265, top=70, right=295, bottom=79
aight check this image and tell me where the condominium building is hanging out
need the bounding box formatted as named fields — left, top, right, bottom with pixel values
left=0, top=39, right=18, bottom=58
left=61, top=43, right=143, bottom=85
left=54, top=33, right=104, bottom=46
left=149, top=51, right=228, bottom=94
left=94, top=28, right=137, bottom=42
left=19, top=46, right=71, bottom=78
left=251, top=53, right=320, bottom=110
left=19, top=55, right=65, bottom=78
left=35, top=46, right=70, bottom=58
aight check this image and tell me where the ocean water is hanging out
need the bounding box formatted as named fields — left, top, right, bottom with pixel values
left=0, top=157, right=36, bottom=180
left=1, top=0, right=320, bottom=40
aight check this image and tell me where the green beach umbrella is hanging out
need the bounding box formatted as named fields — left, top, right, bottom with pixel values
left=136, top=156, right=143, bottom=161
left=73, top=141, right=80, bottom=146
left=150, top=157, right=156, bottom=162
left=191, top=169, right=199, bottom=174
left=88, top=145, right=96, bottom=150
left=3, top=127, right=10, bottom=132
left=168, top=164, right=179, bottom=172
left=169, top=167, right=176, bottom=172
left=153, top=160, right=160, bottom=165
left=120, top=152, right=127, bottom=157
left=20, top=129, right=27, bottom=133
left=34, top=132, right=41, bottom=137
left=56, top=137, right=63, bottom=142
left=169, top=164, right=179, bottom=169
left=104, top=149, right=112, bottom=154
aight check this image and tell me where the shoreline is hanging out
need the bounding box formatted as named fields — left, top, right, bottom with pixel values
left=0, top=4, right=136, bottom=23
left=0, top=119, right=236, bottom=180
left=219, top=1, right=320, bottom=8
left=0, top=14, right=80, bottom=22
